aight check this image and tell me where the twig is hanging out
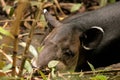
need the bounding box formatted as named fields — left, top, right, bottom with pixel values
left=43, top=2, right=80, bottom=11
left=0, top=49, right=12, bottom=63
left=18, top=0, right=45, bottom=77
left=10, top=0, right=29, bottom=77
left=53, top=0, right=66, bottom=17
left=60, top=69, right=120, bottom=76
left=18, top=32, right=45, bottom=38
left=0, top=19, right=45, bottom=23
left=3, top=22, right=8, bottom=28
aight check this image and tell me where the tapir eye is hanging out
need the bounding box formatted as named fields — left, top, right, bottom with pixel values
left=64, top=49, right=74, bottom=57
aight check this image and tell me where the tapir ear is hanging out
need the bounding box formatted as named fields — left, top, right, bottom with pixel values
left=43, top=9, right=62, bottom=27
left=80, top=26, right=104, bottom=50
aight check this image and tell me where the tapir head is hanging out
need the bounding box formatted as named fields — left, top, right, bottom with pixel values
left=35, top=9, right=104, bottom=72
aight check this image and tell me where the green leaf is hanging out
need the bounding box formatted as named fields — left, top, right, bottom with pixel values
left=19, top=42, right=38, bottom=58
left=0, top=61, right=5, bottom=69
left=2, top=64, right=12, bottom=72
left=48, top=60, right=59, bottom=68
left=0, top=27, right=14, bottom=39
left=70, top=3, right=82, bottom=12
left=0, top=35, right=3, bottom=40
left=37, top=46, right=44, bottom=53
left=3, top=5, right=12, bottom=11
left=40, top=14, right=46, bottom=21
left=24, top=60, right=33, bottom=73
left=90, top=74, right=108, bottom=80
left=39, top=70, right=47, bottom=80
left=109, top=0, right=116, bottom=3
left=87, top=62, right=95, bottom=72
left=9, top=7, right=15, bottom=16
left=51, top=68, right=56, bottom=78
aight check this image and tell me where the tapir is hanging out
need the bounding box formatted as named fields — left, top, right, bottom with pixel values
left=35, top=2, right=120, bottom=72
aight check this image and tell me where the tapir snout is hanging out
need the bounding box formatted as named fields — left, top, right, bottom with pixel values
left=37, top=23, right=82, bottom=71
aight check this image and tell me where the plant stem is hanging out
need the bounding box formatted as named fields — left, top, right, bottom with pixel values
left=11, top=0, right=29, bottom=77
left=18, top=0, right=45, bottom=77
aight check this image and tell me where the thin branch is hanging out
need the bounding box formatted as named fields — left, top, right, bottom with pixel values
left=43, top=2, right=79, bottom=11
left=18, top=0, right=45, bottom=77
left=0, top=19, right=45, bottom=23
left=0, top=49, right=12, bottom=63
left=60, top=68, right=120, bottom=76
left=10, top=0, right=29, bottom=76
left=18, top=32, right=45, bottom=38
left=53, top=0, right=66, bottom=17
